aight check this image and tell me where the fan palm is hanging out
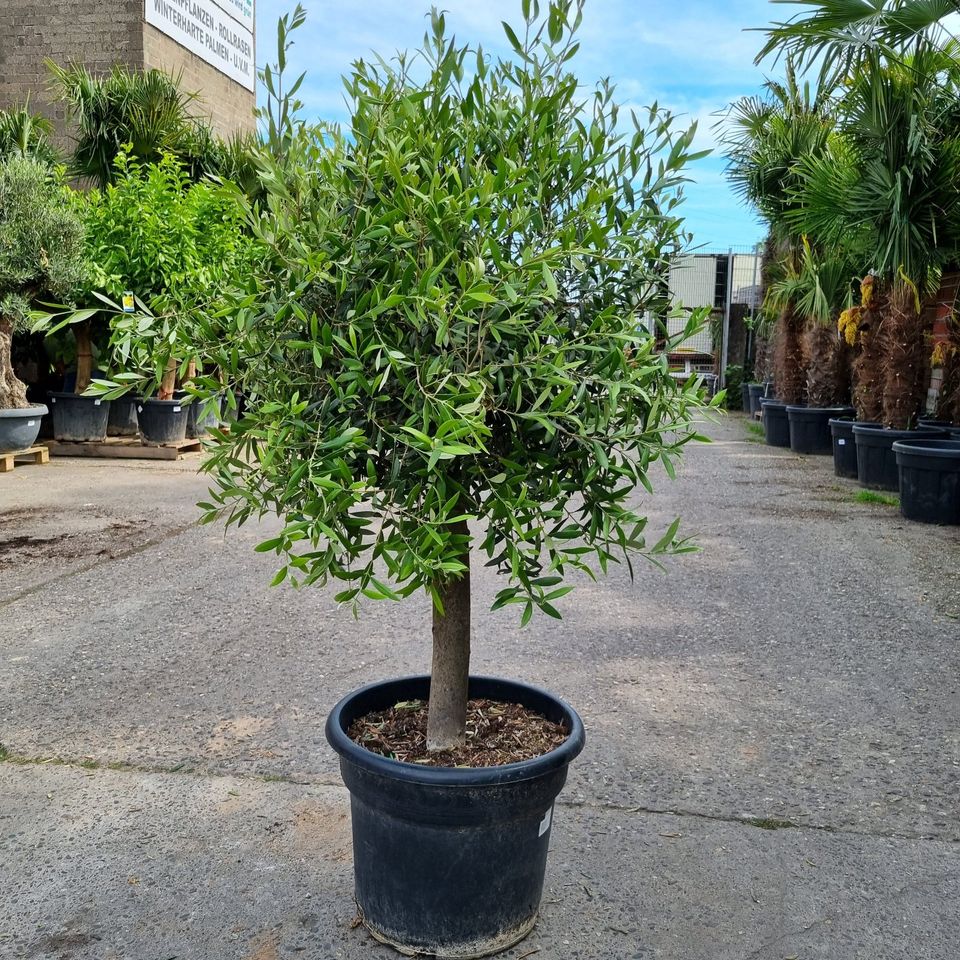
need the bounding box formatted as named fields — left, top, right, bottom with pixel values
left=0, top=106, right=59, bottom=167
left=786, top=39, right=960, bottom=426
left=723, top=60, right=837, bottom=403
left=49, top=63, right=220, bottom=188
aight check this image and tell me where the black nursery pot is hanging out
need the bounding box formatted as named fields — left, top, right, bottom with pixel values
left=186, top=395, right=223, bottom=439
left=853, top=424, right=947, bottom=491
left=917, top=418, right=956, bottom=430
left=893, top=439, right=960, bottom=525
left=830, top=419, right=877, bottom=478
left=107, top=395, right=139, bottom=437
left=325, top=675, right=586, bottom=959
left=747, top=383, right=766, bottom=416
left=136, top=399, right=188, bottom=444
left=761, top=398, right=791, bottom=447
left=740, top=382, right=751, bottom=411
left=48, top=392, right=110, bottom=442
left=788, top=405, right=855, bottom=455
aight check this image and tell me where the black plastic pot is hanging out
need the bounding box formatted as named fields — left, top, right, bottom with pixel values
left=326, top=675, right=585, bottom=959
left=186, top=395, right=222, bottom=439
left=48, top=392, right=110, bottom=442
left=107, top=396, right=139, bottom=437
left=788, top=405, right=854, bottom=455
left=892, top=439, right=960, bottom=525
left=917, top=418, right=956, bottom=430
left=761, top=398, right=791, bottom=447
left=136, top=399, right=188, bottom=444
left=740, top=382, right=750, bottom=411
left=830, top=419, right=875, bottom=478
left=0, top=404, right=47, bottom=453
left=853, top=424, right=947, bottom=491
left=747, top=383, right=767, bottom=416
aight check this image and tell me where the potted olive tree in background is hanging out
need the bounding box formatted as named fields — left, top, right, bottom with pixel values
left=0, top=155, right=86, bottom=453
left=93, top=1, right=715, bottom=955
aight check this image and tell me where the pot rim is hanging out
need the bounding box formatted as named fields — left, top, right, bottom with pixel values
left=787, top=405, right=854, bottom=414
left=893, top=438, right=960, bottom=459
left=48, top=392, right=106, bottom=403
left=326, top=674, right=586, bottom=787
left=852, top=424, right=945, bottom=437
left=0, top=403, right=48, bottom=418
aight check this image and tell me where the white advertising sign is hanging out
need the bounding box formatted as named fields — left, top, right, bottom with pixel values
left=145, top=0, right=255, bottom=92
left=211, top=0, right=254, bottom=33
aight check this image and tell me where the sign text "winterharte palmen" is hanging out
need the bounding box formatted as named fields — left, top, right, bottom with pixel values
left=145, top=0, right=255, bottom=92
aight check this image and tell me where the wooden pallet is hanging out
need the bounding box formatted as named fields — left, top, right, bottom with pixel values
left=0, top=445, right=50, bottom=473
left=45, top=436, right=204, bottom=461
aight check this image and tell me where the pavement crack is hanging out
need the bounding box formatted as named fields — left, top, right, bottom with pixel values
left=4, top=753, right=958, bottom=845
left=742, top=917, right=826, bottom=960
left=556, top=797, right=960, bottom=844
left=0, top=521, right=199, bottom=609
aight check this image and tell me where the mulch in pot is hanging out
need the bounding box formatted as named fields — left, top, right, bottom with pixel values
left=347, top=697, right=569, bottom=768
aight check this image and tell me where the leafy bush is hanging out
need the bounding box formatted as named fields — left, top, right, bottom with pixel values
left=0, top=156, right=86, bottom=408
left=83, top=151, right=253, bottom=394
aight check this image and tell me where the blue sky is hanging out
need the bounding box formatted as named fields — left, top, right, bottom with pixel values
left=254, top=0, right=792, bottom=250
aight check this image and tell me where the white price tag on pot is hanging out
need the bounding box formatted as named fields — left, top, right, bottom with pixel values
left=27, top=420, right=35, bottom=427
left=173, top=406, right=181, bottom=413
left=94, top=399, right=101, bottom=406
left=538, top=806, right=553, bottom=838
left=838, top=438, right=846, bottom=446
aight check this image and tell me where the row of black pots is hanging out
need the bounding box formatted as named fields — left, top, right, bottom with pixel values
left=46, top=393, right=221, bottom=444
left=757, top=399, right=960, bottom=525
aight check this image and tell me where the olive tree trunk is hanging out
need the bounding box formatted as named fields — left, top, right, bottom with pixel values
left=74, top=321, right=95, bottom=395
left=427, top=519, right=471, bottom=752
left=159, top=358, right=178, bottom=399
left=0, top=315, right=30, bottom=409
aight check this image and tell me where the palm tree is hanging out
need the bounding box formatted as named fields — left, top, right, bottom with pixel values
left=723, top=61, right=836, bottom=404
left=0, top=106, right=59, bottom=166
left=779, top=29, right=960, bottom=427
left=49, top=63, right=221, bottom=188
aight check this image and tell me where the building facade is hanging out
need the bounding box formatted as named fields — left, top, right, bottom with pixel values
left=0, top=0, right=256, bottom=140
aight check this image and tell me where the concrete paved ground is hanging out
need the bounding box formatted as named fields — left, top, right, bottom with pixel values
left=1, top=415, right=958, bottom=959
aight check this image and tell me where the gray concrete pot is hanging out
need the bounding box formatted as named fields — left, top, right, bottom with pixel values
left=0, top=404, right=47, bottom=453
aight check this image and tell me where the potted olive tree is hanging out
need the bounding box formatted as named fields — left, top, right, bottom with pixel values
left=94, top=1, right=715, bottom=955
left=0, top=155, right=86, bottom=452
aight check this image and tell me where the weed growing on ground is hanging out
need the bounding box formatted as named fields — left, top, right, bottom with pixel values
left=745, top=422, right=765, bottom=437
left=853, top=490, right=899, bottom=507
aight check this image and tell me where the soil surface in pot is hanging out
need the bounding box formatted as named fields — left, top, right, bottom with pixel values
left=348, top=697, right=568, bottom=767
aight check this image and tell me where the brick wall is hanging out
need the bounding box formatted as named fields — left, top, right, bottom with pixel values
left=0, top=1, right=255, bottom=145
left=142, top=25, right=255, bottom=138
left=0, top=0, right=144, bottom=137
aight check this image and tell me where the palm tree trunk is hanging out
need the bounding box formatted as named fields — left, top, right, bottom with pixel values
left=426, top=518, right=471, bottom=752
left=852, top=288, right=886, bottom=423
left=0, top=315, right=30, bottom=409
left=804, top=322, right=850, bottom=407
left=881, top=286, right=931, bottom=430
left=773, top=303, right=805, bottom=404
